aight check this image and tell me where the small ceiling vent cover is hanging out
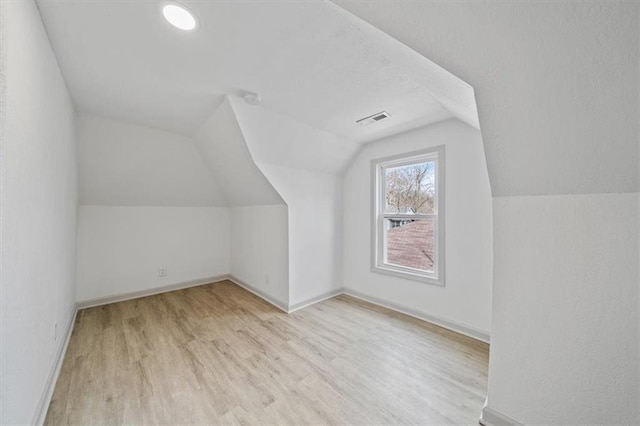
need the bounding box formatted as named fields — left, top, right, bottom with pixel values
left=356, top=111, right=390, bottom=126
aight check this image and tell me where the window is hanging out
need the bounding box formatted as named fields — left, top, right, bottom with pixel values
left=371, top=146, right=444, bottom=285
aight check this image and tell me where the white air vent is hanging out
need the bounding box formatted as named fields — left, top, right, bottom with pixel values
left=356, top=111, right=390, bottom=126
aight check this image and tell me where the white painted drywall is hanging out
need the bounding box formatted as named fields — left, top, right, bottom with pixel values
left=0, top=1, right=78, bottom=423
left=489, top=193, right=639, bottom=424
left=335, top=2, right=640, bottom=422
left=36, top=1, right=454, bottom=141
left=230, top=205, right=289, bottom=306
left=257, top=163, right=343, bottom=307
left=230, top=97, right=358, bottom=175
left=229, top=99, right=344, bottom=306
left=343, top=119, right=493, bottom=335
left=193, top=99, right=285, bottom=207
left=336, top=1, right=639, bottom=197
left=78, top=114, right=227, bottom=206
left=76, top=206, right=230, bottom=302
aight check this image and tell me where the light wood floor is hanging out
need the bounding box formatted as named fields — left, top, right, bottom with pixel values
left=46, top=281, right=489, bottom=425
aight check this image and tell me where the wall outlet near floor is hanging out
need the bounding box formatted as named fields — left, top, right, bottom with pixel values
left=265, top=274, right=269, bottom=284
left=158, top=267, right=167, bottom=277
left=54, top=322, right=58, bottom=341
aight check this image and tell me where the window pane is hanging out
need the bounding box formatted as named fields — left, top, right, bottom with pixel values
left=384, top=161, right=435, bottom=214
left=385, top=218, right=434, bottom=272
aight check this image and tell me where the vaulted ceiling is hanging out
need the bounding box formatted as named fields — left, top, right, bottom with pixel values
left=36, top=0, right=476, bottom=165
left=334, top=1, right=640, bottom=196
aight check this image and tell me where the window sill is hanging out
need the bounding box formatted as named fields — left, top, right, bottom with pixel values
left=371, top=264, right=445, bottom=287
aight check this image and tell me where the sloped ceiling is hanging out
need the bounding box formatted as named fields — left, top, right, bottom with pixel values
left=78, top=114, right=227, bottom=206
left=334, top=1, right=640, bottom=196
left=35, top=0, right=476, bottom=173
left=230, top=97, right=358, bottom=175
left=193, top=98, right=284, bottom=207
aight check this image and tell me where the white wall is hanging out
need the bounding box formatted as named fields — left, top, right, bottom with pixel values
left=0, top=1, right=78, bottom=424
left=193, top=98, right=284, bottom=206
left=78, top=113, right=226, bottom=207
left=490, top=193, right=639, bottom=423
left=230, top=205, right=289, bottom=307
left=258, top=164, right=343, bottom=307
left=335, top=2, right=640, bottom=423
left=76, top=114, right=234, bottom=304
left=336, top=1, right=639, bottom=198
left=231, top=97, right=357, bottom=175
left=343, top=119, right=493, bottom=338
left=76, top=206, right=230, bottom=302
left=230, top=97, right=344, bottom=307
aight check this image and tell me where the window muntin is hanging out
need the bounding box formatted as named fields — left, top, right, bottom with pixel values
left=372, top=147, right=444, bottom=285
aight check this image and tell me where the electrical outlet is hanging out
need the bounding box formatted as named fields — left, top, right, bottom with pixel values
left=265, top=274, right=270, bottom=284
left=158, top=267, right=167, bottom=277
left=54, top=322, right=58, bottom=341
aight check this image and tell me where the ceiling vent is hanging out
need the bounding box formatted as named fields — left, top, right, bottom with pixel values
left=356, top=111, right=390, bottom=126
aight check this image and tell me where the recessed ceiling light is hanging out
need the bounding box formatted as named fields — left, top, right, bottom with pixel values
left=162, top=3, right=198, bottom=31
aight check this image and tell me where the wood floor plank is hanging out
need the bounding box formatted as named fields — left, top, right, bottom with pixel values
left=45, top=280, right=488, bottom=425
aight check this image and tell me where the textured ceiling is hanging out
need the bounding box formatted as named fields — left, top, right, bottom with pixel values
left=334, top=1, right=640, bottom=196
left=36, top=0, right=460, bottom=143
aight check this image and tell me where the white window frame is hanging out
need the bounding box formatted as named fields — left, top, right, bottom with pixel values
left=371, top=146, right=445, bottom=286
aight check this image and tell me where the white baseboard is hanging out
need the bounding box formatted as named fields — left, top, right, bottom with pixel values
left=343, top=287, right=490, bottom=343
left=227, top=282, right=490, bottom=344
left=480, top=404, right=523, bottom=426
left=287, top=288, right=344, bottom=313
left=76, top=275, right=229, bottom=309
left=77, top=278, right=491, bottom=346
left=35, top=279, right=491, bottom=425
left=33, top=305, right=78, bottom=426
left=227, top=275, right=289, bottom=313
